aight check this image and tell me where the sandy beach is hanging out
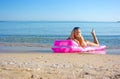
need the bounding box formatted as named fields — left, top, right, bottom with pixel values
left=0, top=53, right=120, bottom=79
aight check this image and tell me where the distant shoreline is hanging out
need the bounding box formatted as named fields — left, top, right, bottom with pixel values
left=0, top=20, right=117, bottom=23
left=117, top=21, right=120, bottom=23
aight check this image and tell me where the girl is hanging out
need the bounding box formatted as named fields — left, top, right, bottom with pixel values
left=67, top=27, right=99, bottom=47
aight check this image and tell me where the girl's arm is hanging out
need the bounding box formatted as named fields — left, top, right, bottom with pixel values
left=77, top=35, right=87, bottom=47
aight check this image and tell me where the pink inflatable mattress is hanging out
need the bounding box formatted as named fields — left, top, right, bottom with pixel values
left=52, top=40, right=106, bottom=54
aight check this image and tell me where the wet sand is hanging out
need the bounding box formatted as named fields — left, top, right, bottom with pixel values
left=0, top=53, right=120, bottom=79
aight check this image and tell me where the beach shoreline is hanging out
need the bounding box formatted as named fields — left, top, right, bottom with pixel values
left=0, top=42, right=120, bottom=54
left=0, top=53, right=120, bottom=79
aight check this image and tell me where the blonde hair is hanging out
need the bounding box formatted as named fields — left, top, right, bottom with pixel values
left=68, top=27, right=80, bottom=40
left=68, top=30, right=75, bottom=39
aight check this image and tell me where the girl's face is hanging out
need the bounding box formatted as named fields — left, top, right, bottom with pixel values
left=74, top=29, right=81, bottom=37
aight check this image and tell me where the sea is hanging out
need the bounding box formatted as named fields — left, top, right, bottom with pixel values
left=0, top=21, right=120, bottom=54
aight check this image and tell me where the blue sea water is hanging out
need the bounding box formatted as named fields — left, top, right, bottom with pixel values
left=0, top=21, right=120, bottom=36
left=0, top=21, right=120, bottom=54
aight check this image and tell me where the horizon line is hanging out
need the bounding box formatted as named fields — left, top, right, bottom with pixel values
left=0, top=20, right=118, bottom=23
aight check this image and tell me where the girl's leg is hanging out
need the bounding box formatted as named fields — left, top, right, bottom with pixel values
left=86, top=40, right=99, bottom=46
left=85, top=29, right=99, bottom=47
left=91, top=29, right=99, bottom=44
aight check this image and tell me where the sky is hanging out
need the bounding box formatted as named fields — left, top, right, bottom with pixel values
left=0, top=0, right=120, bottom=21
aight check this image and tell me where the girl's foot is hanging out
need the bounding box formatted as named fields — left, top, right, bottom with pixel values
left=91, top=29, right=95, bottom=35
